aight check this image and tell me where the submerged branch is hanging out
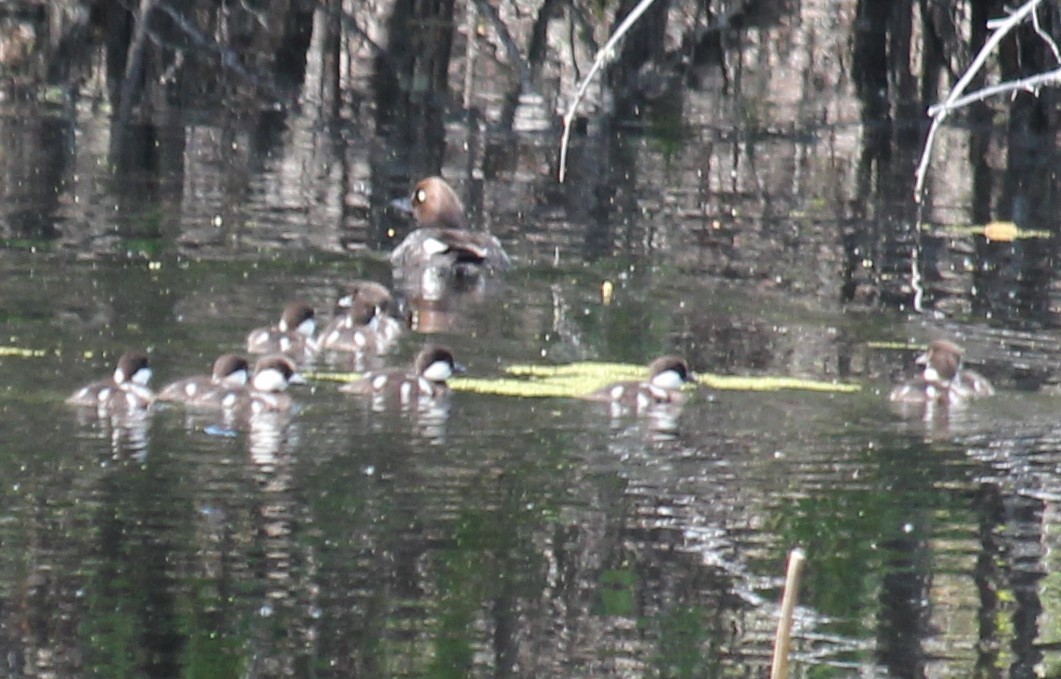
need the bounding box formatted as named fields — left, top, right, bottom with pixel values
left=471, top=0, right=534, bottom=94
left=147, top=1, right=286, bottom=101
left=117, top=0, right=158, bottom=129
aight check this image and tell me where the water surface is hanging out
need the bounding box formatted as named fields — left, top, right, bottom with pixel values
left=2, top=0, right=1061, bottom=676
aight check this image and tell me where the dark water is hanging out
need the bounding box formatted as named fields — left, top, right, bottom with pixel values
left=3, top=0, right=1061, bottom=677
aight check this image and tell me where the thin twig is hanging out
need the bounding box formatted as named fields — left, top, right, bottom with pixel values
left=770, top=548, right=806, bottom=679
left=927, top=66, right=1061, bottom=114
left=1032, top=7, right=1061, bottom=62
left=913, top=0, right=1045, bottom=201
left=557, top=0, right=662, bottom=183
left=153, top=0, right=285, bottom=100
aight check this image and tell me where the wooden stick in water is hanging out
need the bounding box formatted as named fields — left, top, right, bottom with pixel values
left=770, top=547, right=806, bottom=679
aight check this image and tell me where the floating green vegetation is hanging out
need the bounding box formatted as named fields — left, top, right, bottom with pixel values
left=451, top=376, right=599, bottom=398
left=308, top=362, right=859, bottom=398
left=303, top=370, right=359, bottom=383
left=507, top=362, right=859, bottom=394
left=866, top=340, right=921, bottom=350
left=506, top=362, right=645, bottom=380
left=696, top=373, right=859, bottom=393
left=0, top=346, right=47, bottom=358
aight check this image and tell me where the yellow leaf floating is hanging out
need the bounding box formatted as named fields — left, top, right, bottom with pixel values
left=600, top=280, right=614, bottom=305
left=940, top=222, right=1051, bottom=241
left=983, top=221, right=1018, bottom=242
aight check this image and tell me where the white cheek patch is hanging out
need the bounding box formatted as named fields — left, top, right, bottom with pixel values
left=337, top=294, right=353, bottom=307
left=422, top=237, right=449, bottom=256
left=297, top=318, right=316, bottom=337
left=253, top=369, right=288, bottom=393
left=131, top=368, right=152, bottom=386
left=651, top=370, right=684, bottom=391
left=923, top=366, right=941, bottom=382
left=371, top=374, right=389, bottom=390
left=224, top=370, right=248, bottom=386
left=421, top=360, right=452, bottom=383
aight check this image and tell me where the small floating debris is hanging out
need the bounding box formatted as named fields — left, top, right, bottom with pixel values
left=0, top=345, right=47, bottom=358
left=203, top=424, right=240, bottom=438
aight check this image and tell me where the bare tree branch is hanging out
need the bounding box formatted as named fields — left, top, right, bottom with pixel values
left=557, top=0, right=661, bottom=183
left=913, top=0, right=1048, bottom=201
left=1032, top=6, right=1061, bottom=62
left=927, top=66, right=1061, bottom=114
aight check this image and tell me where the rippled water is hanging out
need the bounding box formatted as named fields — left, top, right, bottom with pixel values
left=3, top=1, right=1061, bottom=675
left=3, top=242, right=1060, bottom=676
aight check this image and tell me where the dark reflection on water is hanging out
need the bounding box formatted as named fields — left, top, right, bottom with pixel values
left=7, top=250, right=1061, bottom=675
left=3, top=0, right=1061, bottom=676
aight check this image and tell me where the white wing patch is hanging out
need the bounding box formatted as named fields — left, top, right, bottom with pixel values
left=422, top=237, right=449, bottom=256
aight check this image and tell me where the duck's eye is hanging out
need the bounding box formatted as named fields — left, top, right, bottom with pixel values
left=414, top=189, right=428, bottom=205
